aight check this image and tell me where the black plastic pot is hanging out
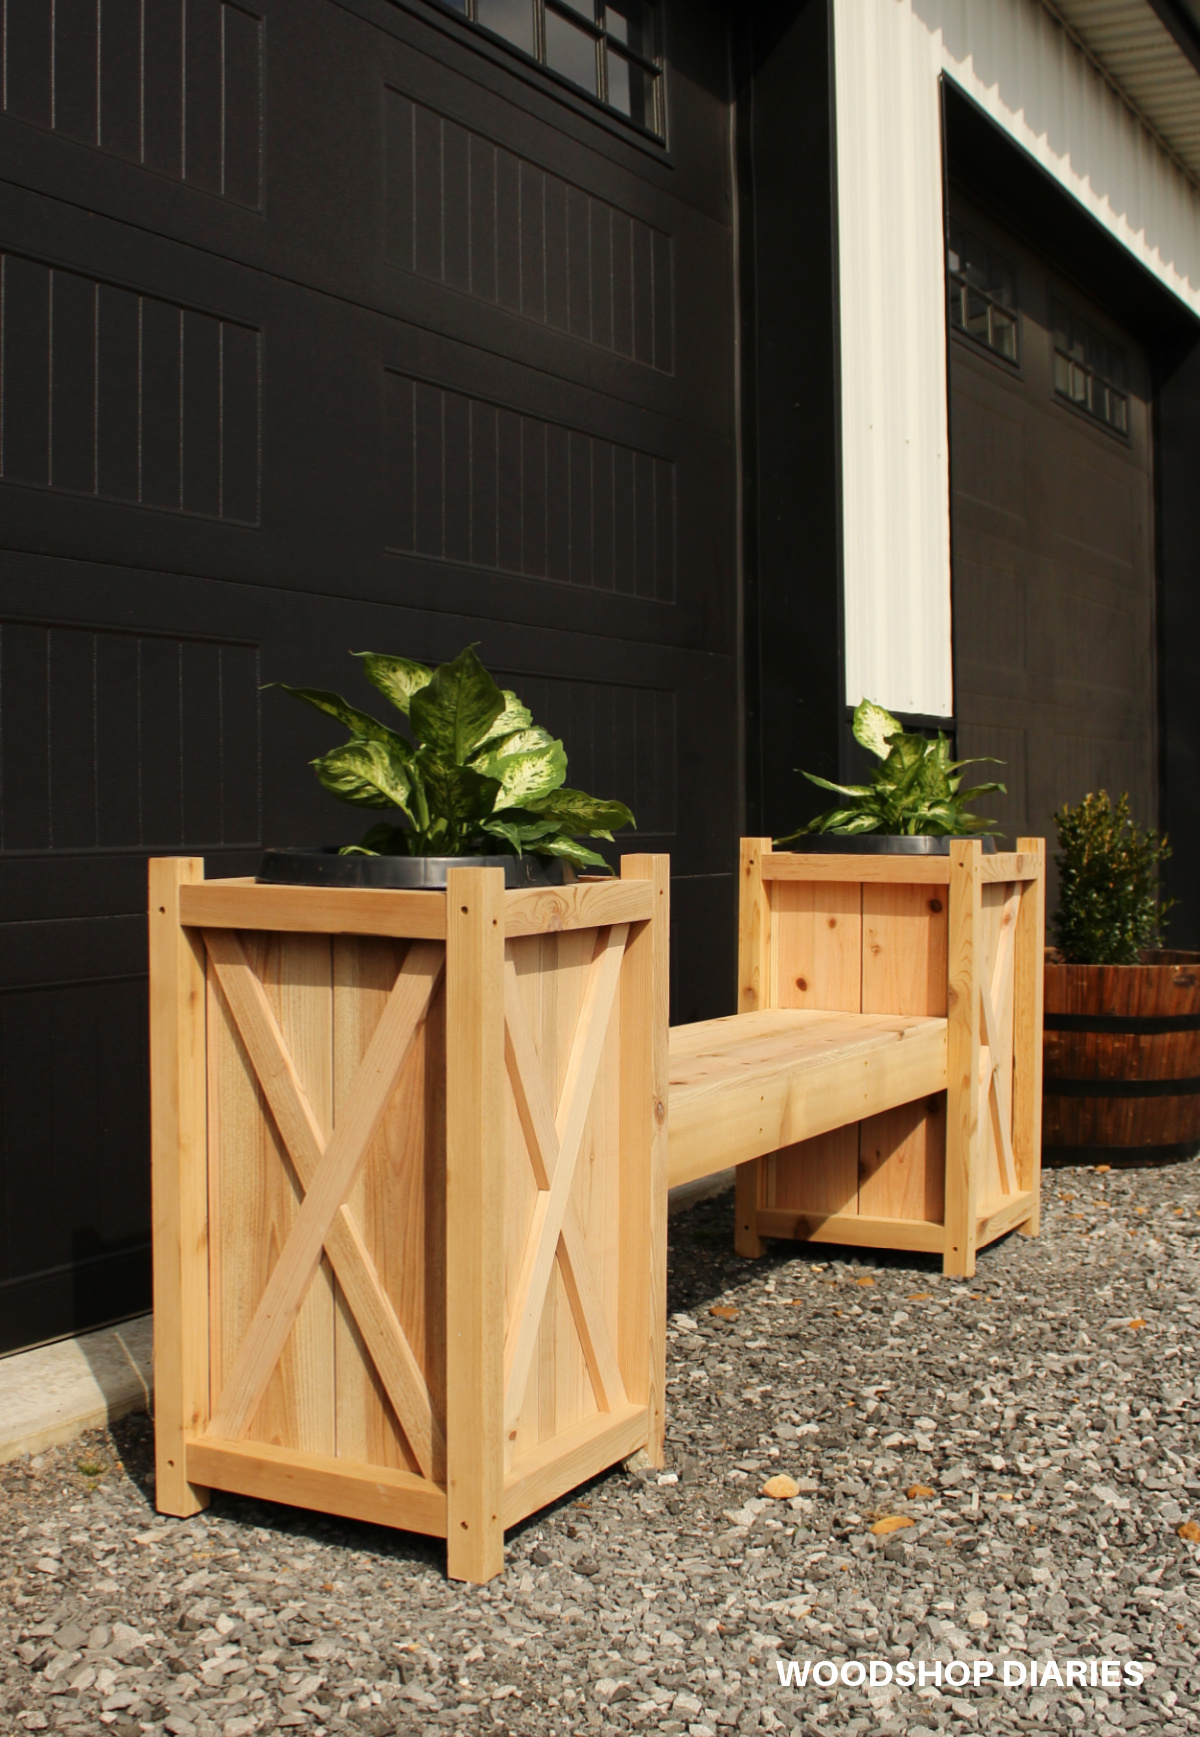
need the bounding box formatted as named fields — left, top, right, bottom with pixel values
left=786, top=833, right=997, bottom=855
left=257, top=847, right=576, bottom=890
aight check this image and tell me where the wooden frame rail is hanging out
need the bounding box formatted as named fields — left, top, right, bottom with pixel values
left=151, top=855, right=669, bottom=1584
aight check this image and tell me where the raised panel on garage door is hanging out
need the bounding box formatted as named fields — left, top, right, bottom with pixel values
left=0, top=0, right=738, bottom=1351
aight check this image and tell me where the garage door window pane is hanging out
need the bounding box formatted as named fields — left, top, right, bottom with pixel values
left=476, top=0, right=535, bottom=53
left=606, top=47, right=655, bottom=127
left=1052, top=301, right=1129, bottom=437
left=948, top=222, right=1020, bottom=366
left=430, top=0, right=662, bottom=138
left=546, top=6, right=600, bottom=93
left=605, top=0, right=657, bottom=57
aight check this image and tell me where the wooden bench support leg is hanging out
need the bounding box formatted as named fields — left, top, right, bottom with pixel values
left=734, top=1160, right=767, bottom=1258
left=445, top=868, right=506, bottom=1584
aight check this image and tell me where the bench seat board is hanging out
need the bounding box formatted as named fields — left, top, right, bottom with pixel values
left=667, top=1010, right=947, bottom=1189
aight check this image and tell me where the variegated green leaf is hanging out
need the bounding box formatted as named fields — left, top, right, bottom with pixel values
left=409, top=645, right=505, bottom=764
left=273, top=684, right=403, bottom=747
left=852, top=698, right=904, bottom=759
left=354, top=653, right=433, bottom=716
left=313, top=738, right=414, bottom=811
left=474, top=690, right=534, bottom=751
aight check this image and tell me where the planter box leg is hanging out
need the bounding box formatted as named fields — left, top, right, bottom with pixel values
left=619, top=856, right=671, bottom=1466
left=445, top=867, right=506, bottom=1584
left=1014, top=838, right=1045, bottom=1239
left=945, top=842, right=982, bottom=1278
left=149, top=858, right=211, bottom=1518
left=734, top=839, right=773, bottom=1257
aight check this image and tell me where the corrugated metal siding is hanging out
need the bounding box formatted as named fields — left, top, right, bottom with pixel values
left=832, top=0, right=1200, bottom=721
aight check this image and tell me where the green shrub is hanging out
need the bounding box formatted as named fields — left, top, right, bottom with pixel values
left=1052, top=790, right=1173, bottom=965
left=275, top=645, right=634, bottom=869
left=775, top=698, right=1004, bottom=843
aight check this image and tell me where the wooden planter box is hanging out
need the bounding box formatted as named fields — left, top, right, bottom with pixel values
left=150, top=854, right=668, bottom=1583
left=732, top=838, right=1046, bottom=1276
left=1044, top=949, right=1200, bottom=1163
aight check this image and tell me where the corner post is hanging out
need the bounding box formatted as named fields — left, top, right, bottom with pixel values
left=1013, top=838, right=1046, bottom=1237
left=445, top=867, right=506, bottom=1583
left=149, top=857, right=212, bottom=1518
left=618, top=854, right=671, bottom=1466
left=735, top=839, right=774, bottom=1257
left=945, top=840, right=983, bottom=1278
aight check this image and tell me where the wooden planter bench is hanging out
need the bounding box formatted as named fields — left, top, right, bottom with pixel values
left=150, top=854, right=668, bottom=1585
left=667, top=838, right=1046, bottom=1276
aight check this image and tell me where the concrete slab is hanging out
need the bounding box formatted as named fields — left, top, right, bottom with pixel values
left=667, top=1168, right=733, bottom=1215
left=0, top=1180, right=729, bottom=1466
left=0, top=1315, right=153, bottom=1464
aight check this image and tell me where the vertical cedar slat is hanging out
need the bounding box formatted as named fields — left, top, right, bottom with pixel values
left=769, top=874, right=862, bottom=1224
left=333, top=937, right=424, bottom=1474
left=858, top=882, right=949, bottom=1222
left=445, top=867, right=506, bottom=1583
left=268, top=935, right=336, bottom=1454
left=504, top=934, right=546, bottom=1466
left=734, top=840, right=772, bottom=1257
left=1014, top=838, right=1045, bottom=1234
left=619, top=856, right=669, bottom=1464
left=946, top=841, right=983, bottom=1277
left=149, top=857, right=211, bottom=1518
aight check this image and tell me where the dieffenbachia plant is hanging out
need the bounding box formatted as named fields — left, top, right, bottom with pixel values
left=775, top=699, right=1005, bottom=842
left=275, top=646, right=635, bottom=870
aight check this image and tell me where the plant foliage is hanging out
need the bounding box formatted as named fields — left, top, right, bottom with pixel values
left=1052, top=790, right=1173, bottom=965
left=276, top=646, right=635, bottom=869
left=775, top=699, right=1005, bottom=842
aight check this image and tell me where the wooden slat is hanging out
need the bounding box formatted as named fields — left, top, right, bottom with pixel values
left=445, top=867, right=507, bottom=1584
left=980, top=966, right=1019, bottom=1197
left=945, top=841, right=983, bottom=1277
left=667, top=1011, right=947, bottom=1189
left=754, top=1209, right=945, bottom=1254
left=763, top=854, right=952, bottom=885
left=187, top=1437, right=446, bottom=1537
left=180, top=880, right=447, bottom=939
left=976, top=1189, right=1038, bottom=1247
left=503, top=879, right=653, bottom=937
left=979, top=852, right=1043, bottom=884
left=774, top=880, right=862, bottom=1011
left=203, top=930, right=441, bottom=1475
left=618, top=856, right=671, bottom=1465
left=502, top=1402, right=648, bottom=1529
left=502, top=958, right=627, bottom=1419
left=206, top=941, right=444, bottom=1442
left=149, top=858, right=212, bottom=1519
left=762, top=850, right=1043, bottom=886
left=858, top=880, right=949, bottom=1222
left=503, top=925, right=629, bottom=1433
left=1012, top=840, right=1046, bottom=1237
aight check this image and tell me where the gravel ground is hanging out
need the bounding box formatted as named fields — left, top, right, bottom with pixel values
left=3, top=1159, right=1200, bottom=1737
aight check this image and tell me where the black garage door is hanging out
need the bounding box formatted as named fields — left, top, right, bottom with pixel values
left=948, top=193, right=1158, bottom=874
left=0, top=0, right=739, bottom=1353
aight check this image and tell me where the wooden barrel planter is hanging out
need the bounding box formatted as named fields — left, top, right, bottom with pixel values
left=1043, top=950, right=1200, bottom=1164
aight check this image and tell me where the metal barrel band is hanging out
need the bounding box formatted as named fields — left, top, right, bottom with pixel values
left=1043, top=1075, right=1200, bottom=1099
left=1045, top=1012, right=1200, bottom=1035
